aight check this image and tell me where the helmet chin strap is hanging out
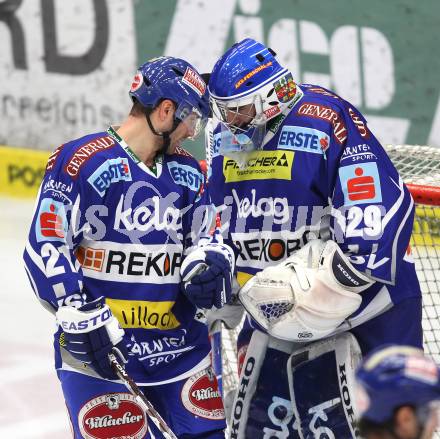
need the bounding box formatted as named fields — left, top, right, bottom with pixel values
left=145, top=111, right=181, bottom=154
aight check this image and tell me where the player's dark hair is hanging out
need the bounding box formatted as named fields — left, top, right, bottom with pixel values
left=130, top=98, right=176, bottom=118
left=129, top=100, right=148, bottom=117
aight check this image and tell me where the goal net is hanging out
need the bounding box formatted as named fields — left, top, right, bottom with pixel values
left=385, top=145, right=440, bottom=363
left=218, top=144, right=440, bottom=394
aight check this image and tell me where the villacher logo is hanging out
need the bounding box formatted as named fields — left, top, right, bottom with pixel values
left=79, top=393, right=147, bottom=439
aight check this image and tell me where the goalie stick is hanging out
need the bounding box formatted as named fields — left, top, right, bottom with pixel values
left=108, top=352, right=178, bottom=439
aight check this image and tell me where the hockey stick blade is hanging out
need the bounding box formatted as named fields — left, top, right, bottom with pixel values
left=108, top=352, right=178, bottom=439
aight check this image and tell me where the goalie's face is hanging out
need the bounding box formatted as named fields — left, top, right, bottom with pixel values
left=223, top=103, right=257, bottom=130
left=211, top=98, right=267, bottom=153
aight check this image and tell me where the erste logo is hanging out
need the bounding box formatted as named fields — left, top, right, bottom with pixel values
left=278, top=125, right=329, bottom=154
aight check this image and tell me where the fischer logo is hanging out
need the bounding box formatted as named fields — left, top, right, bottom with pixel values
left=79, top=393, right=147, bottom=439
left=182, top=67, right=206, bottom=97
left=232, top=188, right=290, bottom=225
left=223, top=150, right=293, bottom=182
left=64, top=136, right=116, bottom=178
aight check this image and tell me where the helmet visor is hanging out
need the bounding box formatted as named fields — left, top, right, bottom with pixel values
left=175, top=101, right=208, bottom=140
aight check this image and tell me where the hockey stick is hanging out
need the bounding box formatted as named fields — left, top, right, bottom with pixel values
left=108, top=352, right=178, bottom=439
left=209, top=319, right=224, bottom=396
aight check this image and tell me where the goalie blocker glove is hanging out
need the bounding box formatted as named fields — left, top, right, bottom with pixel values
left=239, top=239, right=374, bottom=342
left=181, top=239, right=236, bottom=309
left=56, top=297, right=128, bottom=380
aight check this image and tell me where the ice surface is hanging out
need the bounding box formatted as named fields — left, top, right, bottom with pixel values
left=0, top=197, right=71, bottom=438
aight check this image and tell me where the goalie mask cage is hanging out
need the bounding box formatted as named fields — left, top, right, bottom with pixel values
left=218, top=144, right=440, bottom=396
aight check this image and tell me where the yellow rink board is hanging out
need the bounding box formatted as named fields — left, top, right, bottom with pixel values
left=0, top=146, right=50, bottom=198
left=413, top=205, right=440, bottom=246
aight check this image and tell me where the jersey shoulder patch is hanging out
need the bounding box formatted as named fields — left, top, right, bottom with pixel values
left=294, top=89, right=348, bottom=145
left=62, top=132, right=118, bottom=179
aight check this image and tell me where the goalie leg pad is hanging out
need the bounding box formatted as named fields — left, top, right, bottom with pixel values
left=229, top=330, right=270, bottom=439
left=229, top=332, right=302, bottom=439
left=287, top=332, right=362, bottom=439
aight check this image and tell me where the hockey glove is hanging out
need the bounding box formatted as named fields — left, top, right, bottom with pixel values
left=56, top=297, right=128, bottom=380
left=239, top=239, right=374, bottom=341
left=181, top=241, right=235, bottom=309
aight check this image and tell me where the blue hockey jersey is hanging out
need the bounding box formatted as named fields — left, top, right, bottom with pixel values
left=209, top=84, right=421, bottom=333
left=24, top=127, right=214, bottom=385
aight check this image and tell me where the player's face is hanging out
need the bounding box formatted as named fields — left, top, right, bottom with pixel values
left=224, top=103, right=256, bottom=130
left=167, top=121, right=190, bottom=153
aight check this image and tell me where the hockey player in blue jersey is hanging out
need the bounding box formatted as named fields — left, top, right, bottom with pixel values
left=205, top=38, right=422, bottom=437
left=23, top=57, right=236, bottom=438
left=355, top=345, right=440, bottom=439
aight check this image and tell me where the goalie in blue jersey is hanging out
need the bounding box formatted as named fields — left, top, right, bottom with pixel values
left=205, top=38, right=423, bottom=438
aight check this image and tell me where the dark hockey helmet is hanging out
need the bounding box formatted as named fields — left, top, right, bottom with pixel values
left=208, top=38, right=298, bottom=152
left=129, top=57, right=210, bottom=139
left=355, top=345, right=440, bottom=424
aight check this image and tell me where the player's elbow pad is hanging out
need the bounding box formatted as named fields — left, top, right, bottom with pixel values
left=239, top=239, right=374, bottom=342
